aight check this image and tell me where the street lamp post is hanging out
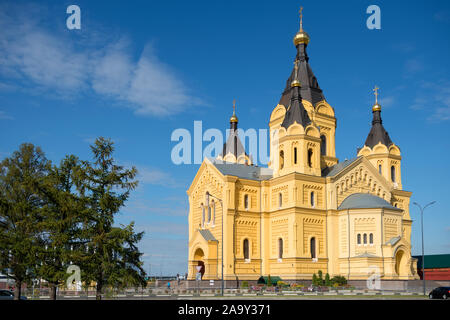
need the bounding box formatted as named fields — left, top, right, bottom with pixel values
left=412, top=201, right=435, bottom=296
left=206, top=191, right=224, bottom=296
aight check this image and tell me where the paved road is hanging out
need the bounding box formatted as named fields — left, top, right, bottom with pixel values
left=31, top=294, right=430, bottom=300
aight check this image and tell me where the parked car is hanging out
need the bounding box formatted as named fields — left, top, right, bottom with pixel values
left=429, top=287, right=450, bottom=299
left=0, top=289, right=27, bottom=300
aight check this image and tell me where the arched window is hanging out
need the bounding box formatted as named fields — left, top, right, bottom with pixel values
left=279, top=150, right=284, bottom=170
left=244, top=194, right=249, bottom=210
left=207, top=205, right=211, bottom=223
left=278, top=238, right=283, bottom=259
left=310, top=191, right=315, bottom=207
left=294, top=147, right=298, bottom=164
left=243, top=239, right=249, bottom=260
left=310, top=237, right=316, bottom=259
left=391, top=166, right=396, bottom=182
left=369, top=233, right=373, bottom=244
left=279, top=193, right=282, bottom=208
left=307, top=149, right=313, bottom=168
left=357, top=234, right=361, bottom=245
left=320, top=135, right=327, bottom=156
left=363, top=233, right=367, bottom=245
left=378, top=165, right=382, bottom=174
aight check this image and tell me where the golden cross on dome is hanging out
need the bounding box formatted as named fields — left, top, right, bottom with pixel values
left=373, top=86, right=380, bottom=104
left=299, top=6, right=304, bottom=31
left=232, top=99, right=236, bottom=115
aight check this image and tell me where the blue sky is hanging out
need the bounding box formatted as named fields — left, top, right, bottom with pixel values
left=0, top=0, right=449, bottom=275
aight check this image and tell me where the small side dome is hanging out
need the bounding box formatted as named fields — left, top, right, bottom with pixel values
left=338, top=193, right=400, bottom=211
left=230, top=114, right=238, bottom=123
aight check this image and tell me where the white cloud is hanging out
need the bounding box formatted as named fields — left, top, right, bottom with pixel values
left=0, top=4, right=201, bottom=116
left=404, top=58, right=423, bottom=76
left=139, top=222, right=188, bottom=237
left=379, top=96, right=395, bottom=108
left=137, top=166, right=181, bottom=188
left=91, top=40, right=133, bottom=97
left=424, top=82, right=450, bottom=122
left=0, top=111, right=13, bottom=120
left=407, top=80, right=450, bottom=122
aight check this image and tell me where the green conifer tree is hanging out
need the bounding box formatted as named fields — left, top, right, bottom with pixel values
left=318, top=270, right=324, bottom=286
left=0, top=143, right=50, bottom=300
left=36, top=155, right=86, bottom=300
left=325, top=273, right=331, bottom=287
left=79, top=137, right=146, bottom=300
left=312, top=273, right=318, bottom=286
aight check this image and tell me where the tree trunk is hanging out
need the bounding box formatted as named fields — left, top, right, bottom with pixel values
left=50, top=283, right=57, bottom=300
left=14, top=279, right=22, bottom=300
left=96, top=281, right=102, bottom=300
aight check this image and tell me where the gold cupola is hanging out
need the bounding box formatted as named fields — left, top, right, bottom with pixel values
left=293, top=7, right=310, bottom=46
left=372, top=86, right=381, bottom=111
left=291, top=59, right=301, bottom=87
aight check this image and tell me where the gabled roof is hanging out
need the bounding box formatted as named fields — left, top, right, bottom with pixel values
left=210, top=159, right=273, bottom=181
left=321, top=157, right=359, bottom=177
left=338, top=193, right=401, bottom=211
left=354, top=252, right=378, bottom=258
left=386, top=236, right=401, bottom=246
left=199, top=229, right=217, bottom=242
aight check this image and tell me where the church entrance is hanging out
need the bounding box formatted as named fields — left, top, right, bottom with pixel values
left=194, top=248, right=205, bottom=279
left=395, top=249, right=408, bottom=276
left=197, top=261, right=205, bottom=278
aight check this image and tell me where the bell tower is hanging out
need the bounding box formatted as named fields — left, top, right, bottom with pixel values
left=357, top=86, right=402, bottom=189
left=269, top=7, right=337, bottom=176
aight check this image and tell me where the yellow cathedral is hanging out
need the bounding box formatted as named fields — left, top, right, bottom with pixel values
left=187, top=10, right=419, bottom=283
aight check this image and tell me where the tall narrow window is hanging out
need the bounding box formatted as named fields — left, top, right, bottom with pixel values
left=391, top=166, right=396, bottom=182
left=244, top=194, right=249, bottom=210
left=310, top=191, right=315, bottom=207
left=363, top=233, right=367, bottom=244
left=279, top=193, right=282, bottom=208
left=243, top=239, right=249, bottom=260
left=212, top=200, right=215, bottom=225
left=207, top=205, right=211, bottom=223
left=379, top=165, right=382, bottom=174
left=201, top=203, right=205, bottom=226
left=320, top=135, right=327, bottom=156
left=310, top=237, right=316, bottom=259
left=307, top=149, right=313, bottom=168
left=357, top=234, right=361, bottom=245
left=369, top=233, right=373, bottom=244
left=278, top=238, right=283, bottom=259
left=279, top=151, right=284, bottom=169
left=294, top=147, right=298, bottom=164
